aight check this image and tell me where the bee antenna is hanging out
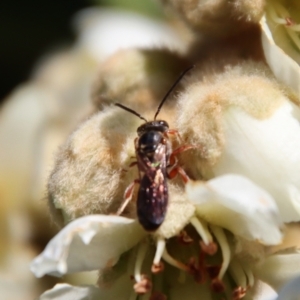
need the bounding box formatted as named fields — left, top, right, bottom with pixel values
left=115, top=103, right=148, bottom=122
left=154, top=65, right=195, bottom=120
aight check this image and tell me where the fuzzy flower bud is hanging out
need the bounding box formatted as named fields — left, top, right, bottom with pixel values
left=48, top=107, right=140, bottom=225
left=160, top=0, right=265, bottom=37
left=176, top=60, right=300, bottom=222
left=92, top=48, right=190, bottom=119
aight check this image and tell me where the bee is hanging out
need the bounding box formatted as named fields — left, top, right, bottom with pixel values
left=115, top=66, right=194, bottom=231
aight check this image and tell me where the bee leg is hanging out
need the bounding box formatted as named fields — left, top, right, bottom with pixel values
left=171, top=144, right=197, bottom=160
left=129, top=161, right=138, bottom=167
left=166, top=129, right=182, bottom=143
left=121, top=161, right=137, bottom=173
left=168, top=144, right=199, bottom=183
left=168, top=166, right=190, bottom=183
left=169, top=144, right=197, bottom=167
left=116, top=179, right=140, bottom=215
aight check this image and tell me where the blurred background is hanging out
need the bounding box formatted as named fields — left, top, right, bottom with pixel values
left=0, top=0, right=163, bottom=101
left=0, top=0, right=90, bottom=101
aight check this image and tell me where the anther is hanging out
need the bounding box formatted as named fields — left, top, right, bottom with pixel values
left=200, top=240, right=218, bottom=255
left=232, top=286, right=247, bottom=300
left=178, top=230, right=193, bottom=244
left=188, top=256, right=205, bottom=284
left=190, top=217, right=217, bottom=254
left=151, top=262, right=164, bottom=274
left=211, top=277, right=225, bottom=293
left=134, top=275, right=152, bottom=294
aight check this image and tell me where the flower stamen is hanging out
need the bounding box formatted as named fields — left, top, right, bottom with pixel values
left=152, top=237, right=165, bottom=274
left=153, top=237, right=165, bottom=266
left=177, top=230, right=193, bottom=244
left=229, top=258, right=255, bottom=299
left=189, top=250, right=206, bottom=283
left=242, top=262, right=254, bottom=287
left=232, top=286, right=247, bottom=300
left=151, top=263, right=164, bottom=274
left=190, top=216, right=217, bottom=255
left=210, top=225, right=230, bottom=280
left=161, top=244, right=189, bottom=272
left=133, top=275, right=152, bottom=294
left=134, top=241, right=149, bottom=283
left=229, top=259, right=247, bottom=289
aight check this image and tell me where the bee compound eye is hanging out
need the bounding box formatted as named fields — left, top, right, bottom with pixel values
left=138, top=131, right=163, bottom=152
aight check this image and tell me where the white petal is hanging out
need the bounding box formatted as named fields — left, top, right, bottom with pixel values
left=74, top=8, right=186, bottom=63
left=256, top=253, right=300, bottom=291
left=213, top=102, right=300, bottom=222
left=254, top=281, right=277, bottom=300
left=287, top=184, right=300, bottom=217
left=186, top=174, right=283, bottom=245
left=277, top=276, right=300, bottom=300
left=39, top=274, right=133, bottom=300
left=39, top=284, right=101, bottom=300
left=260, top=16, right=300, bottom=95
left=30, top=215, right=146, bottom=277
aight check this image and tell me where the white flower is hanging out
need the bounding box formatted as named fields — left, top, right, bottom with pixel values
left=212, top=99, right=300, bottom=222
left=73, top=8, right=187, bottom=64
left=176, top=61, right=300, bottom=223
left=31, top=174, right=291, bottom=299
left=261, top=1, right=300, bottom=95
left=186, top=175, right=282, bottom=245
left=30, top=44, right=300, bottom=300
left=277, top=275, right=300, bottom=300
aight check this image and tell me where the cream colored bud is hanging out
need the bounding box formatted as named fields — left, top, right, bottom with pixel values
left=177, top=60, right=300, bottom=222
left=176, top=60, right=297, bottom=179
left=92, top=48, right=190, bottom=123
left=48, top=107, right=141, bottom=225
left=160, top=0, right=265, bottom=37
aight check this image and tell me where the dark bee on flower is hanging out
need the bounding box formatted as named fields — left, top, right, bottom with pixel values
left=115, top=66, right=194, bottom=231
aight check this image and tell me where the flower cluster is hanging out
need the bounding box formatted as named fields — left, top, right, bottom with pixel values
left=29, top=1, right=300, bottom=300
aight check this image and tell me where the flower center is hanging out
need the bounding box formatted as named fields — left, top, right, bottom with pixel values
left=130, top=216, right=255, bottom=299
